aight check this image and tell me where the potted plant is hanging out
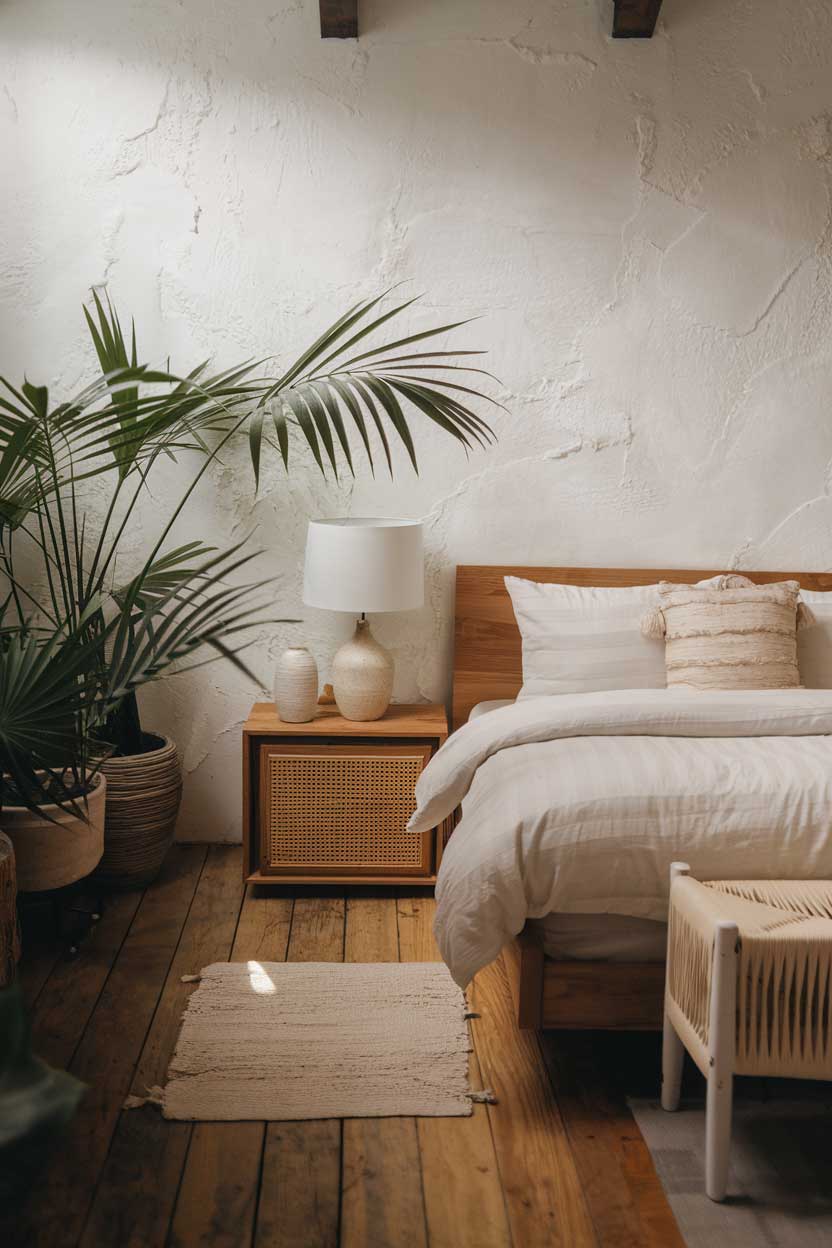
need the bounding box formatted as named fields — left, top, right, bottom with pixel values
left=0, top=289, right=497, bottom=886
left=0, top=611, right=111, bottom=892
left=0, top=364, right=280, bottom=887
left=0, top=526, right=275, bottom=891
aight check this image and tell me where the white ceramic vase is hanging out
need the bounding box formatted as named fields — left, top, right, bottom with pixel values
left=274, top=646, right=319, bottom=722
left=332, top=619, right=394, bottom=721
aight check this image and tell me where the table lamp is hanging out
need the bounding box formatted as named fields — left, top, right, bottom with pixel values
left=303, top=518, right=424, bottom=721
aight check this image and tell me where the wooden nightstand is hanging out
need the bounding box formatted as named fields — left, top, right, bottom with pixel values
left=242, top=703, right=449, bottom=886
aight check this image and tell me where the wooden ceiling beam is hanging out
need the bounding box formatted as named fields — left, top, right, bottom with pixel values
left=320, top=0, right=358, bottom=39
left=318, top=1, right=663, bottom=43
left=612, top=0, right=663, bottom=38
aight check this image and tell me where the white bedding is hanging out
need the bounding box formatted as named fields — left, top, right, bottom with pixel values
left=407, top=689, right=832, bottom=987
left=531, top=912, right=668, bottom=962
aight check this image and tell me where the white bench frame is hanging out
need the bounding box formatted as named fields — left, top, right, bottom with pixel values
left=661, top=861, right=738, bottom=1202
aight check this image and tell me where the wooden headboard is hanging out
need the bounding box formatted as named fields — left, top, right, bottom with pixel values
left=451, top=564, right=832, bottom=729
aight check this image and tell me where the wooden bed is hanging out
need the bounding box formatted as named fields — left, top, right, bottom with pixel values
left=452, top=564, right=832, bottom=1030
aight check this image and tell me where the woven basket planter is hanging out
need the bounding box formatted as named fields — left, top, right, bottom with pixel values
left=96, top=734, right=182, bottom=888
left=2, top=773, right=106, bottom=893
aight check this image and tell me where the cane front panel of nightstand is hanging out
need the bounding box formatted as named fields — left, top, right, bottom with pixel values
left=258, top=743, right=434, bottom=876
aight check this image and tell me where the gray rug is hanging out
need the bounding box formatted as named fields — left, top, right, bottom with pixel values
left=630, top=1090, right=832, bottom=1247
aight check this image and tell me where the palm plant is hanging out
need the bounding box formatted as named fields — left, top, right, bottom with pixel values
left=0, top=289, right=497, bottom=814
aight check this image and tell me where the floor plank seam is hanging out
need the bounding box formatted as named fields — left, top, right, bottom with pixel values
left=250, top=894, right=294, bottom=1246
left=226, top=868, right=249, bottom=958
left=164, top=848, right=258, bottom=1244
left=336, top=1117, right=346, bottom=1247
left=248, top=1124, right=269, bottom=1248
left=411, top=1093, right=433, bottom=1247
left=535, top=1032, right=602, bottom=1248
left=77, top=847, right=210, bottom=1247
left=394, top=887, right=404, bottom=963
left=281, top=897, right=297, bottom=967
left=466, top=964, right=516, bottom=1247
left=481, top=1095, right=516, bottom=1248
left=50, top=890, right=145, bottom=1078
left=396, top=892, right=432, bottom=1248
left=22, top=935, right=64, bottom=1012
left=164, top=1122, right=197, bottom=1248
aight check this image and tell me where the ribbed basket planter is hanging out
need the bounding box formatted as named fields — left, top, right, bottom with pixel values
left=96, top=735, right=182, bottom=888
left=2, top=773, right=106, bottom=893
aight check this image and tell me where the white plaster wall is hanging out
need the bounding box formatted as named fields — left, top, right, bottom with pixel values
left=2, top=0, right=832, bottom=840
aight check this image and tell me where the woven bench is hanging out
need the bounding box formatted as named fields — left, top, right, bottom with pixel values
left=661, top=863, right=832, bottom=1201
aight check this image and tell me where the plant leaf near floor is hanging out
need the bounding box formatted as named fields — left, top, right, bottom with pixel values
left=0, top=981, right=85, bottom=1202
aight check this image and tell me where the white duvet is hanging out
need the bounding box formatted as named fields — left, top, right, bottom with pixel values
left=407, top=690, right=832, bottom=987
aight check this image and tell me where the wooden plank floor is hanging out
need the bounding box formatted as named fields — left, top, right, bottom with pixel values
left=5, top=847, right=683, bottom=1248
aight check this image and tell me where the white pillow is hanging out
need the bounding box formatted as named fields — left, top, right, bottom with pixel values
left=505, top=577, right=666, bottom=698
left=797, top=590, right=832, bottom=687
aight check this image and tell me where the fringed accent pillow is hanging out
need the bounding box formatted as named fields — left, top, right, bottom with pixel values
left=641, top=577, right=816, bottom=690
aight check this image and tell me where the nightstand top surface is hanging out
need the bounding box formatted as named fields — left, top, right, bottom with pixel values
left=244, top=702, right=448, bottom=737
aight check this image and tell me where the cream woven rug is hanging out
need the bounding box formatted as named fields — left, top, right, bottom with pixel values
left=161, top=961, right=472, bottom=1121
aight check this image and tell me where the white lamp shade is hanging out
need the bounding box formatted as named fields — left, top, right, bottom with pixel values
left=303, top=518, right=424, bottom=614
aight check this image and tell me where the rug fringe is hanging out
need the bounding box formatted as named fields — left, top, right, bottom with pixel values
left=468, top=1089, right=497, bottom=1104
left=123, top=1085, right=165, bottom=1111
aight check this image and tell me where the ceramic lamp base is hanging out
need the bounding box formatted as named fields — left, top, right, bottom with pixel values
left=332, top=619, right=393, bottom=721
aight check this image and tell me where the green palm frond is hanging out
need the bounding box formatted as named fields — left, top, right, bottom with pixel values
left=0, top=614, right=107, bottom=811
left=99, top=540, right=297, bottom=750
left=83, top=289, right=139, bottom=478
left=245, top=292, right=500, bottom=488
left=112, top=541, right=218, bottom=611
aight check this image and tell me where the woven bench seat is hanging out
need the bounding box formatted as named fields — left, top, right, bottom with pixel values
left=661, top=866, right=832, bottom=1201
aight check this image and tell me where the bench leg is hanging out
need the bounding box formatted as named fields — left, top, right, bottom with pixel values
left=705, top=920, right=738, bottom=1202
left=661, top=1010, right=684, bottom=1111
left=705, top=1064, right=734, bottom=1201
left=662, top=859, right=690, bottom=1112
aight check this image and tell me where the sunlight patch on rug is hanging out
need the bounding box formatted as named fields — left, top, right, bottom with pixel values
left=161, top=961, right=472, bottom=1121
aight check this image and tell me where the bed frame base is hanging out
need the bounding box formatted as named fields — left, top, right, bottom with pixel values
left=505, top=924, right=665, bottom=1030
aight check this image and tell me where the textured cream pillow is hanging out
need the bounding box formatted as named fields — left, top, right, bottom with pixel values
left=641, top=577, right=811, bottom=690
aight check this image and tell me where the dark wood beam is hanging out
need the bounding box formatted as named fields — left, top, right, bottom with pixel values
left=612, top=0, right=663, bottom=38
left=320, top=0, right=358, bottom=39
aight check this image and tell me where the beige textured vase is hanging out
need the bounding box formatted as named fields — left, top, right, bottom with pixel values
left=274, top=646, right=319, bottom=723
left=332, top=619, right=393, bottom=721
left=3, top=773, right=106, bottom=893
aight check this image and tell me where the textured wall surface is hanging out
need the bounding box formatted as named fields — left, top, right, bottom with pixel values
left=2, top=0, right=832, bottom=840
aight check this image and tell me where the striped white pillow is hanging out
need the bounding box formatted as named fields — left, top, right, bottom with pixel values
left=505, top=577, right=666, bottom=698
